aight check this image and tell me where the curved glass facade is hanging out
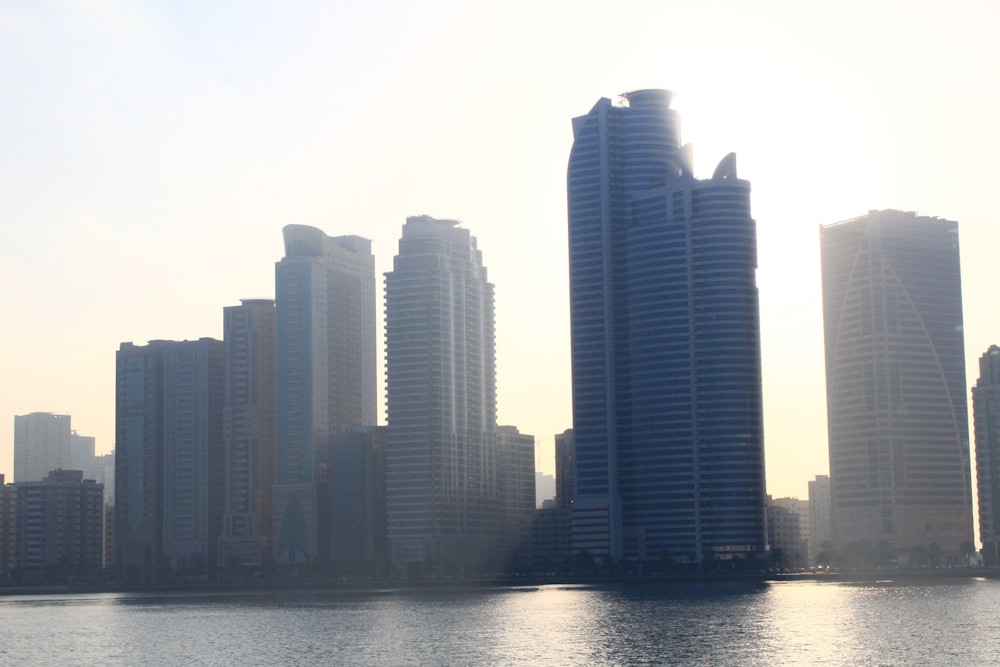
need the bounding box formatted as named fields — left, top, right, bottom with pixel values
left=567, top=90, right=766, bottom=562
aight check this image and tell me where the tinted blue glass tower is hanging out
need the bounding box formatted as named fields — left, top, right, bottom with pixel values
left=567, top=90, right=766, bottom=564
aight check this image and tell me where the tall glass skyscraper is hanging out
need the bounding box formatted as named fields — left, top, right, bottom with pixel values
left=384, top=216, right=498, bottom=575
left=567, top=90, right=766, bottom=564
left=821, top=210, right=973, bottom=560
left=273, top=225, right=376, bottom=565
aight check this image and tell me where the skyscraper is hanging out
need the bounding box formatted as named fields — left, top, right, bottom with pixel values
left=385, top=215, right=498, bottom=575
left=821, top=210, right=973, bottom=560
left=161, top=338, right=225, bottom=577
left=567, top=90, right=766, bottom=564
left=218, top=299, right=276, bottom=568
left=115, top=338, right=225, bottom=582
left=273, top=225, right=376, bottom=565
left=973, top=345, right=1000, bottom=564
left=115, top=341, right=166, bottom=583
left=13, top=412, right=72, bottom=482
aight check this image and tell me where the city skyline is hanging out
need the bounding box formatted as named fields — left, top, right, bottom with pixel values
left=4, top=1, right=1000, bottom=501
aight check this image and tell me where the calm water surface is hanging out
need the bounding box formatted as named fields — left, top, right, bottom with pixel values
left=2, top=578, right=998, bottom=665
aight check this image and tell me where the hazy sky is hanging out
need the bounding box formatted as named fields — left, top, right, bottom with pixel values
left=2, top=0, right=998, bottom=499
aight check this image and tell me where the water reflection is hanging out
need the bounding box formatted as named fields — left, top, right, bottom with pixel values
left=0, top=579, right=998, bottom=665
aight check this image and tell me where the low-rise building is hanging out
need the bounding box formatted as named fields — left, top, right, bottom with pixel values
left=15, top=469, right=104, bottom=583
left=767, top=496, right=808, bottom=570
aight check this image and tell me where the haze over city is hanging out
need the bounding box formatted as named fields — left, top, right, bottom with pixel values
left=3, top=0, right=999, bottom=500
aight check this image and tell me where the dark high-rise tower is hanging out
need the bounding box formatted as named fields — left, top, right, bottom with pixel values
left=567, top=90, right=766, bottom=563
left=821, top=210, right=973, bottom=560
left=973, top=346, right=1000, bottom=563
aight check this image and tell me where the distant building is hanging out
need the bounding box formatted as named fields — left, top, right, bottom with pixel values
left=328, top=426, right=387, bottom=577
left=530, top=505, right=571, bottom=572
left=766, top=498, right=805, bottom=570
left=95, top=452, right=115, bottom=506
left=535, top=472, right=555, bottom=508
left=554, top=429, right=574, bottom=510
left=15, top=469, right=104, bottom=583
left=567, top=90, right=766, bottom=563
left=103, top=503, right=115, bottom=573
left=973, top=345, right=1000, bottom=565
left=218, top=299, right=277, bottom=568
left=70, top=431, right=96, bottom=472
left=273, top=225, right=376, bottom=566
left=532, top=430, right=574, bottom=566
left=385, top=216, right=498, bottom=575
left=821, top=210, right=974, bottom=561
left=115, top=338, right=225, bottom=583
left=0, top=475, right=15, bottom=578
left=69, top=433, right=113, bottom=496
left=497, top=426, right=536, bottom=570
left=768, top=497, right=809, bottom=569
left=808, top=475, right=832, bottom=565
left=14, top=413, right=72, bottom=483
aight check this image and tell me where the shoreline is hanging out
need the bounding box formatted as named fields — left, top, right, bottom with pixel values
left=2, top=567, right=997, bottom=598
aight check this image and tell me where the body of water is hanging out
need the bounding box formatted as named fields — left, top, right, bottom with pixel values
left=1, top=577, right=998, bottom=665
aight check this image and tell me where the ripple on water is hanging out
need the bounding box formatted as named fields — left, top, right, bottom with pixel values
left=0, top=579, right=998, bottom=665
